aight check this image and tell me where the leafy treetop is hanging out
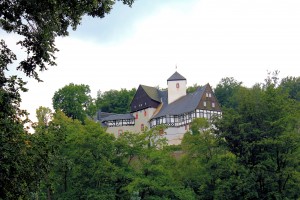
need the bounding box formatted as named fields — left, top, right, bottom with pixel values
left=0, top=0, right=134, bottom=80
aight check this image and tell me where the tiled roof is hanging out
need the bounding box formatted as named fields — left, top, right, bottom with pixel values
left=141, top=85, right=162, bottom=102
left=102, top=113, right=134, bottom=121
left=95, top=111, right=116, bottom=121
left=152, top=85, right=207, bottom=118
left=167, top=71, right=186, bottom=81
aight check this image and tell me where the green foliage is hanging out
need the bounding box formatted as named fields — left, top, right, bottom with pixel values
left=187, top=83, right=202, bottom=93
left=52, top=83, right=95, bottom=123
left=35, top=106, right=52, bottom=127
left=189, top=118, right=209, bottom=135
left=214, top=77, right=242, bottom=108
left=179, top=119, right=240, bottom=199
left=0, top=39, right=37, bottom=199
left=96, top=88, right=136, bottom=113
left=125, top=148, right=196, bottom=200
left=279, top=76, right=300, bottom=101
left=35, top=111, right=123, bottom=199
left=1, top=1, right=135, bottom=199
left=215, top=77, right=300, bottom=199
left=0, top=0, right=134, bottom=80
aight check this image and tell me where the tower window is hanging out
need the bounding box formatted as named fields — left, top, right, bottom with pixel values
left=176, top=83, right=180, bottom=88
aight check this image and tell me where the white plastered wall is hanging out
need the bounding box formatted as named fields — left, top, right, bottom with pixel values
left=167, top=80, right=187, bottom=104
left=106, top=107, right=157, bottom=137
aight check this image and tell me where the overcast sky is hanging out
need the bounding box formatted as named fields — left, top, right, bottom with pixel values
left=2, top=0, right=300, bottom=122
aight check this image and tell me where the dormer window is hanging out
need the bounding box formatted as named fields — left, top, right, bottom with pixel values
left=176, top=83, right=180, bottom=88
left=206, top=92, right=212, bottom=97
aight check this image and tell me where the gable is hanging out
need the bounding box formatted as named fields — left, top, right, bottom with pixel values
left=130, top=85, right=161, bottom=112
left=152, top=86, right=205, bottom=118
left=197, top=84, right=222, bottom=111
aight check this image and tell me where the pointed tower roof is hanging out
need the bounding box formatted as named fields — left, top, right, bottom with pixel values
left=167, top=71, right=186, bottom=82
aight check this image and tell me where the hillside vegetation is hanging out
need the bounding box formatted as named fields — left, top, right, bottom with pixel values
left=14, top=74, right=300, bottom=199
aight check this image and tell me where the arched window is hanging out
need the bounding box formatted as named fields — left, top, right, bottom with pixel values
left=176, top=83, right=180, bottom=88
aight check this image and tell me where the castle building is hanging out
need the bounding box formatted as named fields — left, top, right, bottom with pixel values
left=100, top=72, right=222, bottom=145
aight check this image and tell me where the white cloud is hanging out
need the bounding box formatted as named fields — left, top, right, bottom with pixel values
left=17, top=0, right=300, bottom=122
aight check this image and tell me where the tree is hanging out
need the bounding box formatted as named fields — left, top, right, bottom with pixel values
left=0, top=40, right=36, bottom=199
left=52, top=83, right=94, bottom=123
left=96, top=88, right=136, bottom=113
left=279, top=76, right=300, bottom=101
left=0, top=0, right=134, bottom=80
left=189, top=118, right=209, bottom=135
left=215, top=78, right=300, bottom=199
left=1, top=1, right=134, bottom=198
left=187, top=83, right=202, bottom=93
left=178, top=118, right=242, bottom=199
left=214, top=77, right=242, bottom=108
left=36, top=106, right=52, bottom=127
left=122, top=126, right=196, bottom=200
left=35, top=111, right=122, bottom=199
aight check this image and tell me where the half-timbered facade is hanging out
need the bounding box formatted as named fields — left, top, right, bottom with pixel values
left=101, top=71, right=222, bottom=145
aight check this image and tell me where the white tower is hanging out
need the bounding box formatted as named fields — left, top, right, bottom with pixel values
left=167, top=71, right=187, bottom=104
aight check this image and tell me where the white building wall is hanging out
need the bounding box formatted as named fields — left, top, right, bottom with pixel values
left=168, top=80, right=187, bottom=104
left=106, top=107, right=157, bottom=137
left=164, top=125, right=188, bottom=145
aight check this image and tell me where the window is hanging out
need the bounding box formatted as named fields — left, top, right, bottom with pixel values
left=156, top=118, right=160, bottom=125
left=207, top=113, right=211, bottom=119
left=178, top=115, right=184, bottom=122
left=176, top=83, right=180, bottom=88
left=209, top=93, right=212, bottom=97
left=144, top=110, right=147, bottom=117
left=141, top=124, right=144, bottom=131
left=135, top=113, right=138, bottom=119
left=212, top=102, right=215, bottom=108
left=203, top=101, right=207, bottom=107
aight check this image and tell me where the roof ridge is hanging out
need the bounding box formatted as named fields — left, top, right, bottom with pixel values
left=141, top=85, right=161, bottom=102
left=167, top=71, right=186, bottom=81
